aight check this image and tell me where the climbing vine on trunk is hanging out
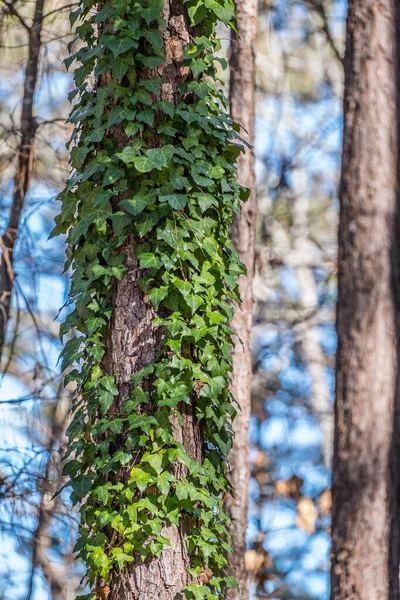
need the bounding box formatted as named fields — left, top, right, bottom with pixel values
left=55, top=0, right=248, bottom=598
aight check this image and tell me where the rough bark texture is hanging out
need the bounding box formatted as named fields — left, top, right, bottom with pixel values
left=331, top=1, right=400, bottom=599
left=226, top=1, right=257, bottom=598
left=391, top=6, right=400, bottom=598
left=0, top=0, right=44, bottom=362
left=106, top=2, right=201, bottom=598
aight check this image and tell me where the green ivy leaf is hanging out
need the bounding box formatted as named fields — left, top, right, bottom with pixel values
left=204, top=0, right=235, bottom=23
left=191, top=58, right=207, bottom=77
left=71, top=475, right=94, bottom=499
left=195, top=192, right=216, bottom=212
left=139, top=253, right=162, bottom=269
left=132, top=146, right=175, bottom=172
left=112, top=449, right=132, bottom=466
left=110, top=55, right=133, bottom=79
left=143, top=452, right=164, bottom=475
left=62, top=460, right=81, bottom=478
left=160, top=194, right=187, bottom=210
left=183, top=584, right=210, bottom=600
left=187, top=1, right=207, bottom=25
left=156, top=471, right=173, bottom=495
left=71, top=145, right=90, bottom=170
left=148, top=286, right=169, bottom=310
left=103, top=165, right=124, bottom=186
left=102, top=35, right=138, bottom=58
left=119, top=191, right=156, bottom=215
left=137, top=54, right=164, bottom=68
left=137, top=108, right=155, bottom=126
left=130, top=466, right=152, bottom=492
left=209, top=165, right=225, bottom=179
left=93, top=485, right=109, bottom=504
left=138, top=5, right=164, bottom=25
left=107, top=107, right=136, bottom=127
left=141, top=77, right=162, bottom=93
left=185, top=294, right=204, bottom=313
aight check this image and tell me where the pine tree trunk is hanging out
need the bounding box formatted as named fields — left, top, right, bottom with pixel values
left=331, top=1, right=400, bottom=598
left=226, top=1, right=257, bottom=598
left=106, top=2, right=200, bottom=598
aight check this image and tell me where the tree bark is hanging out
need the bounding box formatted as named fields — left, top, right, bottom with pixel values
left=106, top=246, right=200, bottom=600
left=0, top=0, right=44, bottom=362
left=105, top=3, right=201, bottom=598
left=226, top=1, right=258, bottom=598
left=331, top=1, right=400, bottom=598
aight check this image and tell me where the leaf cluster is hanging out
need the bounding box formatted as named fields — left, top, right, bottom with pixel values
left=57, top=0, right=248, bottom=597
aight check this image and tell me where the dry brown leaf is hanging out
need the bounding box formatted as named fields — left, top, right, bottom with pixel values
left=197, top=568, right=213, bottom=585
left=193, top=380, right=205, bottom=396
left=255, top=470, right=270, bottom=485
left=93, top=585, right=110, bottom=600
left=296, top=497, right=318, bottom=535
left=319, top=488, right=332, bottom=516
left=245, top=548, right=265, bottom=574
left=253, top=449, right=269, bottom=470
left=245, top=548, right=272, bottom=573
left=274, top=474, right=303, bottom=499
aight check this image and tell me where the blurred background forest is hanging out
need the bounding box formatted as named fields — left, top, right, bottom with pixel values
left=0, top=1, right=345, bottom=598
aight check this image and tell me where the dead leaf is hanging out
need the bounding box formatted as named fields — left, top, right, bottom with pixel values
left=197, top=568, right=213, bottom=585
left=245, top=548, right=265, bottom=574
left=319, top=488, right=332, bottom=516
left=296, top=497, right=318, bottom=535
left=93, top=585, right=110, bottom=599
left=274, top=475, right=303, bottom=499
left=255, top=471, right=270, bottom=485
left=180, top=66, right=191, bottom=80
left=253, top=449, right=269, bottom=469
left=84, top=418, right=93, bottom=443
left=245, top=548, right=272, bottom=573
left=193, top=380, right=204, bottom=396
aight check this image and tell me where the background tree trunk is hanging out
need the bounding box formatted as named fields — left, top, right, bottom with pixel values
left=227, top=1, right=258, bottom=598
left=0, top=0, right=44, bottom=362
left=331, top=1, right=400, bottom=598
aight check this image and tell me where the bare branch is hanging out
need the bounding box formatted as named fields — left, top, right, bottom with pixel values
left=1, top=0, right=30, bottom=31
left=0, top=0, right=45, bottom=363
left=306, top=0, right=343, bottom=62
left=43, top=2, right=78, bottom=20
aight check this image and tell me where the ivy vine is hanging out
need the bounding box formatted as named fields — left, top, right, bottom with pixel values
left=55, top=0, right=249, bottom=598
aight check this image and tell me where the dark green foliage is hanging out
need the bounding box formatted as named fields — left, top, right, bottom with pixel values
left=56, top=0, right=248, bottom=597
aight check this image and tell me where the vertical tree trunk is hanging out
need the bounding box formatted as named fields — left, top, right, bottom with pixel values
left=107, top=2, right=200, bottom=598
left=331, top=1, right=400, bottom=598
left=107, top=247, right=200, bottom=600
left=0, top=0, right=44, bottom=362
left=227, top=1, right=257, bottom=598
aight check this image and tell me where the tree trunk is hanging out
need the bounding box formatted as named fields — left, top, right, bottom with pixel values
left=106, top=2, right=200, bottom=598
left=0, top=0, right=44, bottom=362
left=331, top=1, right=400, bottom=598
left=227, top=1, right=258, bottom=598
left=107, top=247, right=201, bottom=600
